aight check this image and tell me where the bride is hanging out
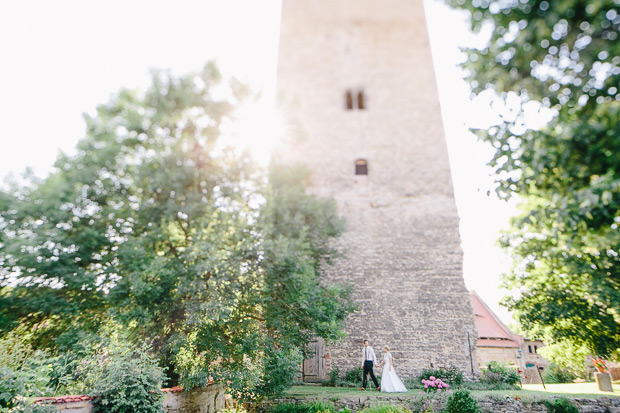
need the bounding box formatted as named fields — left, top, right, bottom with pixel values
left=378, top=346, right=407, bottom=393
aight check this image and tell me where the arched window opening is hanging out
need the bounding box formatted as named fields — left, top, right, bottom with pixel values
left=357, top=91, right=365, bottom=109
left=346, top=90, right=354, bottom=110
left=345, top=89, right=366, bottom=110
left=355, top=159, right=368, bottom=175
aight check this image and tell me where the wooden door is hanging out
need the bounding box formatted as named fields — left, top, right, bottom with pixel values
left=302, top=338, right=325, bottom=382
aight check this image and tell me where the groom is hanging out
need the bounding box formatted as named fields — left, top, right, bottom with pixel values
left=360, top=339, right=380, bottom=391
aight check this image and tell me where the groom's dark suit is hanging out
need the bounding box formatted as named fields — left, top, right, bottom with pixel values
left=361, top=345, right=379, bottom=389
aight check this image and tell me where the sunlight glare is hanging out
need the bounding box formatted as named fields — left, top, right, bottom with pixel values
left=226, top=97, right=286, bottom=166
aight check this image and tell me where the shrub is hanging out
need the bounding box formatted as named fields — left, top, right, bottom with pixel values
left=0, top=334, right=69, bottom=408
left=306, top=401, right=336, bottom=412
left=420, top=376, right=450, bottom=393
left=544, top=397, right=579, bottom=413
left=408, top=393, right=445, bottom=413
left=542, top=364, right=577, bottom=384
left=17, top=403, right=57, bottom=413
left=344, top=367, right=363, bottom=383
left=269, top=404, right=304, bottom=413
left=437, top=367, right=463, bottom=386
left=445, top=390, right=480, bottom=413
left=479, top=362, right=520, bottom=386
left=83, top=341, right=166, bottom=413
left=270, top=401, right=335, bottom=413
left=0, top=397, right=57, bottom=413
left=411, top=367, right=463, bottom=389
left=360, top=406, right=412, bottom=413
left=322, top=366, right=365, bottom=388
left=256, top=348, right=304, bottom=398
left=327, top=367, right=341, bottom=387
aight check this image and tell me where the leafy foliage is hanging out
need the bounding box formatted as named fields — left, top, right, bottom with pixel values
left=327, top=368, right=341, bottom=387
left=344, top=367, right=363, bottom=384
left=221, top=408, right=248, bottom=413
left=408, top=394, right=440, bottom=413
left=0, top=62, right=355, bottom=400
left=83, top=340, right=166, bottom=413
left=359, top=406, right=412, bottom=413
left=2, top=401, right=57, bottom=413
left=269, top=401, right=336, bottom=413
left=544, top=397, right=579, bottom=413
left=538, top=339, right=590, bottom=378
left=0, top=333, right=66, bottom=408
left=0, top=327, right=165, bottom=412
left=322, top=367, right=364, bottom=388
left=413, top=367, right=463, bottom=388
left=445, top=390, right=480, bottom=413
left=541, top=364, right=578, bottom=384
left=444, top=0, right=620, bottom=356
left=479, top=362, right=520, bottom=386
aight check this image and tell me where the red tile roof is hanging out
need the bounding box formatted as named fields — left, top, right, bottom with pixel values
left=470, top=290, right=520, bottom=348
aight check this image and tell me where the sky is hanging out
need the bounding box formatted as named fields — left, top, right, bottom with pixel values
left=0, top=0, right=519, bottom=324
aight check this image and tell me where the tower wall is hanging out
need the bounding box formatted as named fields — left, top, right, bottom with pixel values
left=277, top=0, right=479, bottom=379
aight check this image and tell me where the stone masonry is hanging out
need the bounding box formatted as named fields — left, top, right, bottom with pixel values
left=276, top=0, right=479, bottom=380
left=261, top=394, right=620, bottom=413
left=34, top=385, right=226, bottom=413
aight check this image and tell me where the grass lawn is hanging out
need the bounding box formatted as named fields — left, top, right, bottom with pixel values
left=284, top=383, right=619, bottom=401
left=285, top=386, right=424, bottom=399
left=521, top=381, right=619, bottom=397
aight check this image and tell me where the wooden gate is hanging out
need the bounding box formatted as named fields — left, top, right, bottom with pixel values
left=302, top=338, right=325, bottom=382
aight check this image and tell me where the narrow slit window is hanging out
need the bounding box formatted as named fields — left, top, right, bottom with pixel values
left=346, top=91, right=354, bottom=110
left=355, top=159, right=368, bottom=175
left=357, top=91, right=365, bottom=109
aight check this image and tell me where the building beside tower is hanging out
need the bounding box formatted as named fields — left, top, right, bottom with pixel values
left=470, top=291, right=549, bottom=376
left=276, top=0, right=479, bottom=380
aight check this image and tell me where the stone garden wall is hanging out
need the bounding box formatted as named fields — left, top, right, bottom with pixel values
left=261, top=394, right=620, bottom=413
left=34, top=385, right=226, bottom=413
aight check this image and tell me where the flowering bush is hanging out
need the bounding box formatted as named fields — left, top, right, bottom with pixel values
left=421, top=376, right=450, bottom=393
left=592, top=358, right=607, bottom=372
left=412, top=367, right=463, bottom=387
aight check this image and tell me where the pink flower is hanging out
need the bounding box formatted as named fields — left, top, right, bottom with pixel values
left=429, top=376, right=436, bottom=381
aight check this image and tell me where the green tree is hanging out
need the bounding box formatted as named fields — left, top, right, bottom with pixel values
left=538, top=339, right=590, bottom=378
left=0, top=62, right=355, bottom=399
left=445, top=0, right=620, bottom=357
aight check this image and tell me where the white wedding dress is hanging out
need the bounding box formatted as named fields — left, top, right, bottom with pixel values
left=380, top=352, right=407, bottom=392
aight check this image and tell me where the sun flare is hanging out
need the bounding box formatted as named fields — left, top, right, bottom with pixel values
left=227, top=97, right=287, bottom=166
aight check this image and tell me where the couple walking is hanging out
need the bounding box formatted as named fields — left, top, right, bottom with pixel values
left=361, top=339, right=407, bottom=393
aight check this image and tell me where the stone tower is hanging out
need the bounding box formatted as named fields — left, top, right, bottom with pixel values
left=276, top=0, right=479, bottom=381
